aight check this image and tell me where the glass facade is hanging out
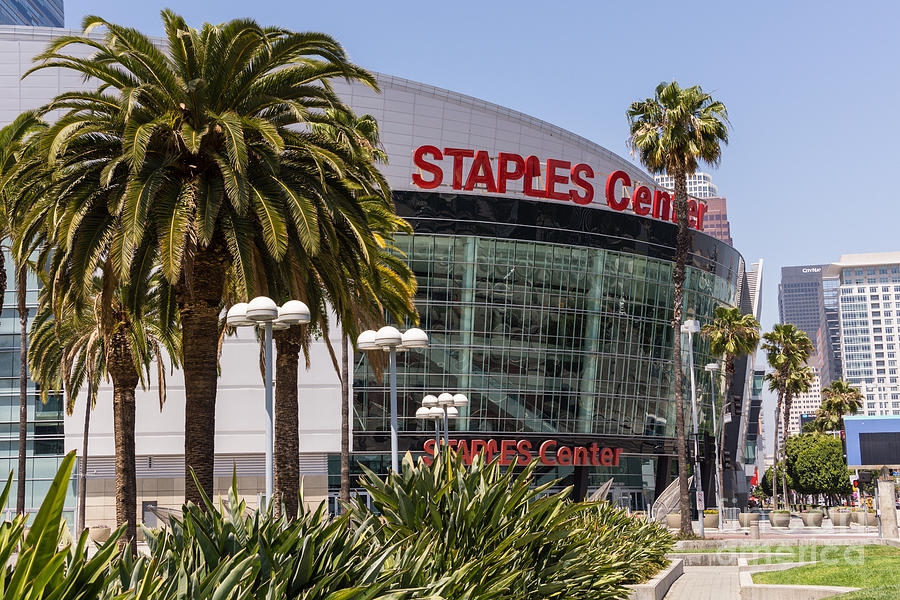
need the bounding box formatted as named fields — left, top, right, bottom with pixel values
left=350, top=192, right=743, bottom=506
left=0, top=252, right=72, bottom=521
left=0, top=0, right=63, bottom=27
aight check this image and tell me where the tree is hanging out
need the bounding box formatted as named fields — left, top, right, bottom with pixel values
left=762, top=324, right=813, bottom=509
left=815, top=380, right=863, bottom=432
left=0, top=111, right=45, bottom=514
left=701, top=305, right=760, bottom=511
left=29, top=269, right=179, bottom=548
left=785, top=433, right=852, bottom=501
left=628, top=82, right=728, bottom=534
left=760, top=462, right=792, bottom=499
left=22, top=11, right=389, bottom=503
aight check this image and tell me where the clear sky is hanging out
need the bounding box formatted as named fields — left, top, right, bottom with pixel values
left=64, top=0, right=900, bottom=450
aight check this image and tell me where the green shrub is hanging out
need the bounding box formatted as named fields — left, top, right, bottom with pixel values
left=573, top=502, right=674, bottom=584
left=350, top=451, right=672, bottom=599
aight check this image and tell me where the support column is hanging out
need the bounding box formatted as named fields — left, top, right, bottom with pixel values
left=879, top=468, right=898, bottom=539
left=573, top=465, right=589, bottom=501
left=578, top=253, right=604, bottom=433
left=458, top=238, right=476, bottom=430
left=654, top=455, right=671, bottom=502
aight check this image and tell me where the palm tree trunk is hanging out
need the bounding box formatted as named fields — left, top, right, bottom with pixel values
left=16, top=268, right=27, bottom=515
left=772, top=390, right=783, bottom=511
left=176, top=244, right=228, bottom=505
left=109, top=326, right=139, bottom=552
left=781, top=389, right=794, bottom=509
left=77, top=379, right=92, bottom=535
left=340, top=334, right=350, bottom=506
left=672, top=165, right=693, bottom=535
left=719, top=356, right=734, bottom=510
left=274, top=327, right=302, bottom=519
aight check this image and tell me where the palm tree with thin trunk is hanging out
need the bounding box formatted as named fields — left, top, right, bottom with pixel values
left=780, top=364, right=812, bottom=504
left=628, top=82, right=728, bottom=534
left=762, top=324, right=813, bottom=510
left=22, top=11, right=389, bottom=504
left=0, top=111, right=45, bottom=515
left=701, top=305, right=760, bottom=510
left=29, top=270, right=179, bottom=549
left=815, top=380, right=863, bottom=432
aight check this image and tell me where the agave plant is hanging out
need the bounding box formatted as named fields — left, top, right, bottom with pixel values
left=116, top=475, right=399, bottom=600
left=350, top=451, right=645, bottom=600
left=0, top=451, right=122, bottom=600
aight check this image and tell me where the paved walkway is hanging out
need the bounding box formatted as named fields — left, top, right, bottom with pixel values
left=664, top=566, right=740, bottom=600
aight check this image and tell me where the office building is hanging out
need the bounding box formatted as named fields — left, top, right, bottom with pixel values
left=0, top=0, right=62, bottom=27
left=701, top=196, right=733, bottom=246
left=654, top=172, right=719, bottom=198
left=786, top=364, right=822, bottom=436
left=778, top=265, right=842, bottom=386
left=0, top=26, right=752, bottom=525
left=828, top=252, right=900, bottom=417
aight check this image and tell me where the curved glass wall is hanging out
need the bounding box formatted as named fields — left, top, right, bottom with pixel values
left=354, top=231, right=739, bottom=449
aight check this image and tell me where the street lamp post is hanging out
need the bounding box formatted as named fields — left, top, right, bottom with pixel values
left=705, top=362, right=726, bottom=527
left=226, top=297, right=311, bottom=507
left=357, top=327, right=429, bottom=473
left=417, top=392, right=467, bottom=455
left=681, top=319, right=704, bottom=537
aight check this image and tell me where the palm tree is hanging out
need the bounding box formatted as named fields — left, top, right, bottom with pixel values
left=29, top=270, right=179, bottom=548
left=780, top=365, right=813, bottom=504
left=23, top=11, right=390, bottom=503
left=628, top=82, right=728, bottom=534
left=816, top=380, right=863, bottom=432
left=701, top=305, right=760, bottom=510
left=762, top=324, right=813, bottom=510
left=0, top=111, right=45, bottom=515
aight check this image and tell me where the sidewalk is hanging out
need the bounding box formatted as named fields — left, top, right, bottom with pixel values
left=663, top=566, right=740, bottom=600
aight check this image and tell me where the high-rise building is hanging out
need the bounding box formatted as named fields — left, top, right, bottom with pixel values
left=653, top=171, right=718, bottom=198
left=777, top=265, right=842, bottom=385
left=828, top=252, right=900, bottom=416
left=702, top=196, right=733, bottom=246
left=0, top=0, right=62, bottom=27
left=787, top=363, right=822, bottom=436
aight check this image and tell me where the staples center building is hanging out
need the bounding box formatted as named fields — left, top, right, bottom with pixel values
left=0, top=28, right=747, bottom=522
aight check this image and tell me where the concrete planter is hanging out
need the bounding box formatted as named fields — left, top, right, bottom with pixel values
left=666, top=513, right=682, bottom=529
left=739, top=512, right=760, bottom=528
left=854, top=511, right=876, bottom=526
left=831, top=511, right=852, bottom=527
left=88, top=525, right=111, bottom=544
left=703, top=513, right=719, bottom=529
left=801, top=511, right=824, bottom=527
left=769, top=511, right=791, bottom=528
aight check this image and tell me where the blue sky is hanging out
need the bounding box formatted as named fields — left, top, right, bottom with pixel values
left=64, top=0, right=900, bottom=448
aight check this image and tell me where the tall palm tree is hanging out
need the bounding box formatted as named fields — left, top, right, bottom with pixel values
left=29, top=270, right=179, bottom=548
left=762, top=324, right=813, bottom=510
left=0, top=111, right=45, bottom=515
left=781, top=365, right=812, bottom=503
left=701, top=305, right=760, bottom=510
left=22, top=11, right=390, bottom=503
left=815, top=380, right=863, bottom=432
left=628, top=82, right=728, bottom=534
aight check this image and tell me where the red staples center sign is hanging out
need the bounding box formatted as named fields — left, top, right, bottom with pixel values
left=422, top=438, right=624, bottom=467
left=411, top=145, right=707, bottom=231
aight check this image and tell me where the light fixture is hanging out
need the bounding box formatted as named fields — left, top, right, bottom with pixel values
left=356, top=330, right=378, bottom=350
left=452, top=393, right=468, bottom=407
left=437, top=392, right=454, bottom=406
left=422, top=394, right=438, bottom=407
left=246, top=296, right=278, bottom=322
left=226, top=303, right=253, bottom=327
left=374, top=326, right=402, bottom=348
left=278, top=300, right=311, bottom=325
left=401, top=328, right=429, bottom=348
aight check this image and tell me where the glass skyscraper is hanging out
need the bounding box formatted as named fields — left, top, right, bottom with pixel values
left=0, top=0, right=63, bottom=27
